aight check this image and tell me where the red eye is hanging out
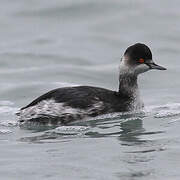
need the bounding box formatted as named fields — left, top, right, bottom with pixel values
left=139, top=58, right=145, bottom=63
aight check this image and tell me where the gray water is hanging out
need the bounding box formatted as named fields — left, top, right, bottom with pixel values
left=0, top=0, right=180, bottom=179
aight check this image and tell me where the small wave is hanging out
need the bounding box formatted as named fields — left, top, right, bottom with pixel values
left=0, top=106, right=18, bottom=114
left=0, top=101, right=19, bottom=127
left=0, top=129, right=12, bottom=134
left=0, top=119, right=18, bottom=127
left=167, top=118, right=180, bottom=124
left=0, top=101, right=14, bottom=106
left=55, top=126, right=89, bottom=132
left=19, top=126, right=90, bottom=143
left=49, top=126, right=90, bottom=135
left=0, top=101, right=18, bottom=114
left=144, top=103, right=180, bottom=118
left=154, top=110, right=180, bottom=118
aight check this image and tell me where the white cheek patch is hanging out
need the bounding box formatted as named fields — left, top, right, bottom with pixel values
left=134, top=64, right=149, bottom=75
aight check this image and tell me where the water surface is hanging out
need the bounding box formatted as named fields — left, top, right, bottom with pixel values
left=0, top=0, right=180, bottom=179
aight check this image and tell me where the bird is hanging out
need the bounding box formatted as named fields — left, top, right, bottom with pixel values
left=18, top=43, right=166, bottom=125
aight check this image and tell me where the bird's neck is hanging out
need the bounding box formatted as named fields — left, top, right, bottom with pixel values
left=117, top=58, right=143, bottom=111
left=118, top=73, right=138, bottom=98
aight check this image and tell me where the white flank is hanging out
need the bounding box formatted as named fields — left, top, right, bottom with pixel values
left=19, top=99, right=104, bottom=122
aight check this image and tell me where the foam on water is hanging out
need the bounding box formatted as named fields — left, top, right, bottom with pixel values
left=52, top=126, right=90, bottom=135
left=55, top=126, right=89, bottom=132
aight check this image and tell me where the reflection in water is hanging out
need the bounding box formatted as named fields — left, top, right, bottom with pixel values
left=116, top=170, right=153, bottom=180
left=118, top=118, right=145, bottom=144
left=20, top=131, right=73, bottom=144
left=83, top=112, right=146, bottom=142
left=19, top=112, right=146, bottom=143
left=17, top=111, right=167, bottom=180
left=116, top=118, right=154, bottom=179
